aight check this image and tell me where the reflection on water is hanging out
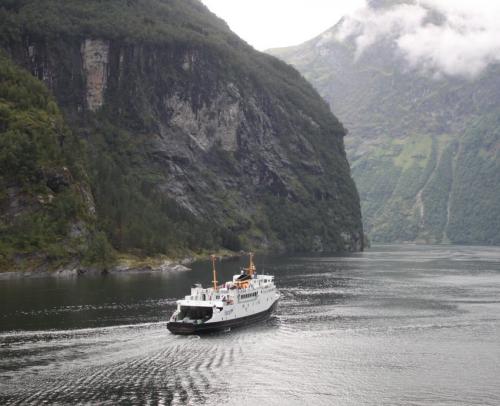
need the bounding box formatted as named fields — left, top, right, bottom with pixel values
left=1, top=245, right=500, bottom=405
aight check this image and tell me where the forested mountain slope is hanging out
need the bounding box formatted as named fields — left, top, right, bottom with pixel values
left=0, top=0, right=363, bottom=271
left=270, top=1, right=500, bottom=244
left=0, top=51, right=106, bottom=272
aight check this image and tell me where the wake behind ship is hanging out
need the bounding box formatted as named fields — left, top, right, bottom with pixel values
left=167, top=254, right=279, bottom=335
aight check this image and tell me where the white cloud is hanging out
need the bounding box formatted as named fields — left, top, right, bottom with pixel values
left=335, top=0, right=500, bottom=78
left=336, top=3, right=427, bottom=59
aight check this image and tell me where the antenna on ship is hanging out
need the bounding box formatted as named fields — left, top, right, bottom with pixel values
left=211, top=254, right=218, bottom=291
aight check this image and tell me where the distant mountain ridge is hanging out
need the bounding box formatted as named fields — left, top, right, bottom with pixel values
left=0, top=0, right=363, bottom=271
left=270, top=1, right=500, bottom=244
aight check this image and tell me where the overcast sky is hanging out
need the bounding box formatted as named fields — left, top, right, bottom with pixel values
left=201, top=0, right=365, bottom=50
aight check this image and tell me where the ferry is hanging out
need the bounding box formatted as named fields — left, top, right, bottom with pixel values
left=167, top=253, right=279, bottom=335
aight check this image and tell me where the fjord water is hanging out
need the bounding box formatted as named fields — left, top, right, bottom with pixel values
left=1, top=245, right=500, bottom=405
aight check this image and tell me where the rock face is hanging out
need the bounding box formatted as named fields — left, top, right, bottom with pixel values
left=81, top=39, right=110, bottom=111
left=163, top=90, right=240, bottom=152
left=269, top=2, right=500, bottom=245
left=0, top=0, right=364, bottom=256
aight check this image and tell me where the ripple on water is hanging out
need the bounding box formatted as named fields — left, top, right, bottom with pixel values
left=1, top=245, right=500, bottom=405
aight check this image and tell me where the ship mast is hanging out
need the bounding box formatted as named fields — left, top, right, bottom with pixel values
left=211, top=254, right=218, bottom=291
left=247, top=252, right=256, bottom=276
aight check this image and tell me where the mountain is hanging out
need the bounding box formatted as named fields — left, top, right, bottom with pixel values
left=0, top=0, right=364, bottom=271
left=269, top=2, right=500, bottom=245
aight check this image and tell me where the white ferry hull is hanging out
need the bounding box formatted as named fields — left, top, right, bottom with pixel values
left=167, top=299, right=278, bottom=335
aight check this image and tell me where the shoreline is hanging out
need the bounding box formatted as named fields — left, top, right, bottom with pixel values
left=0, top=251, right=243, bottom=280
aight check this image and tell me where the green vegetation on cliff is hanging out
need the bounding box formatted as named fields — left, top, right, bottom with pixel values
left=447, top=114, right=500, bottom=244
left=0, top=0, right=231, bottom=45
left=0, top=51, right=98, bottom=271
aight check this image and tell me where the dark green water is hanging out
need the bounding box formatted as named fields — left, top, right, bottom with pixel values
left=1, top=245, right=500, bottom=405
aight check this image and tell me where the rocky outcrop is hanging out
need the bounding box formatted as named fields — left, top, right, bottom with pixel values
left=164, top=89, right=240, bottom=152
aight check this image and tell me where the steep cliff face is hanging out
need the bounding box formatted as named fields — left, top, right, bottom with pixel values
left=0, top=0, right=364, bottom=260
left=270, top=3, right=500, bottom=245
